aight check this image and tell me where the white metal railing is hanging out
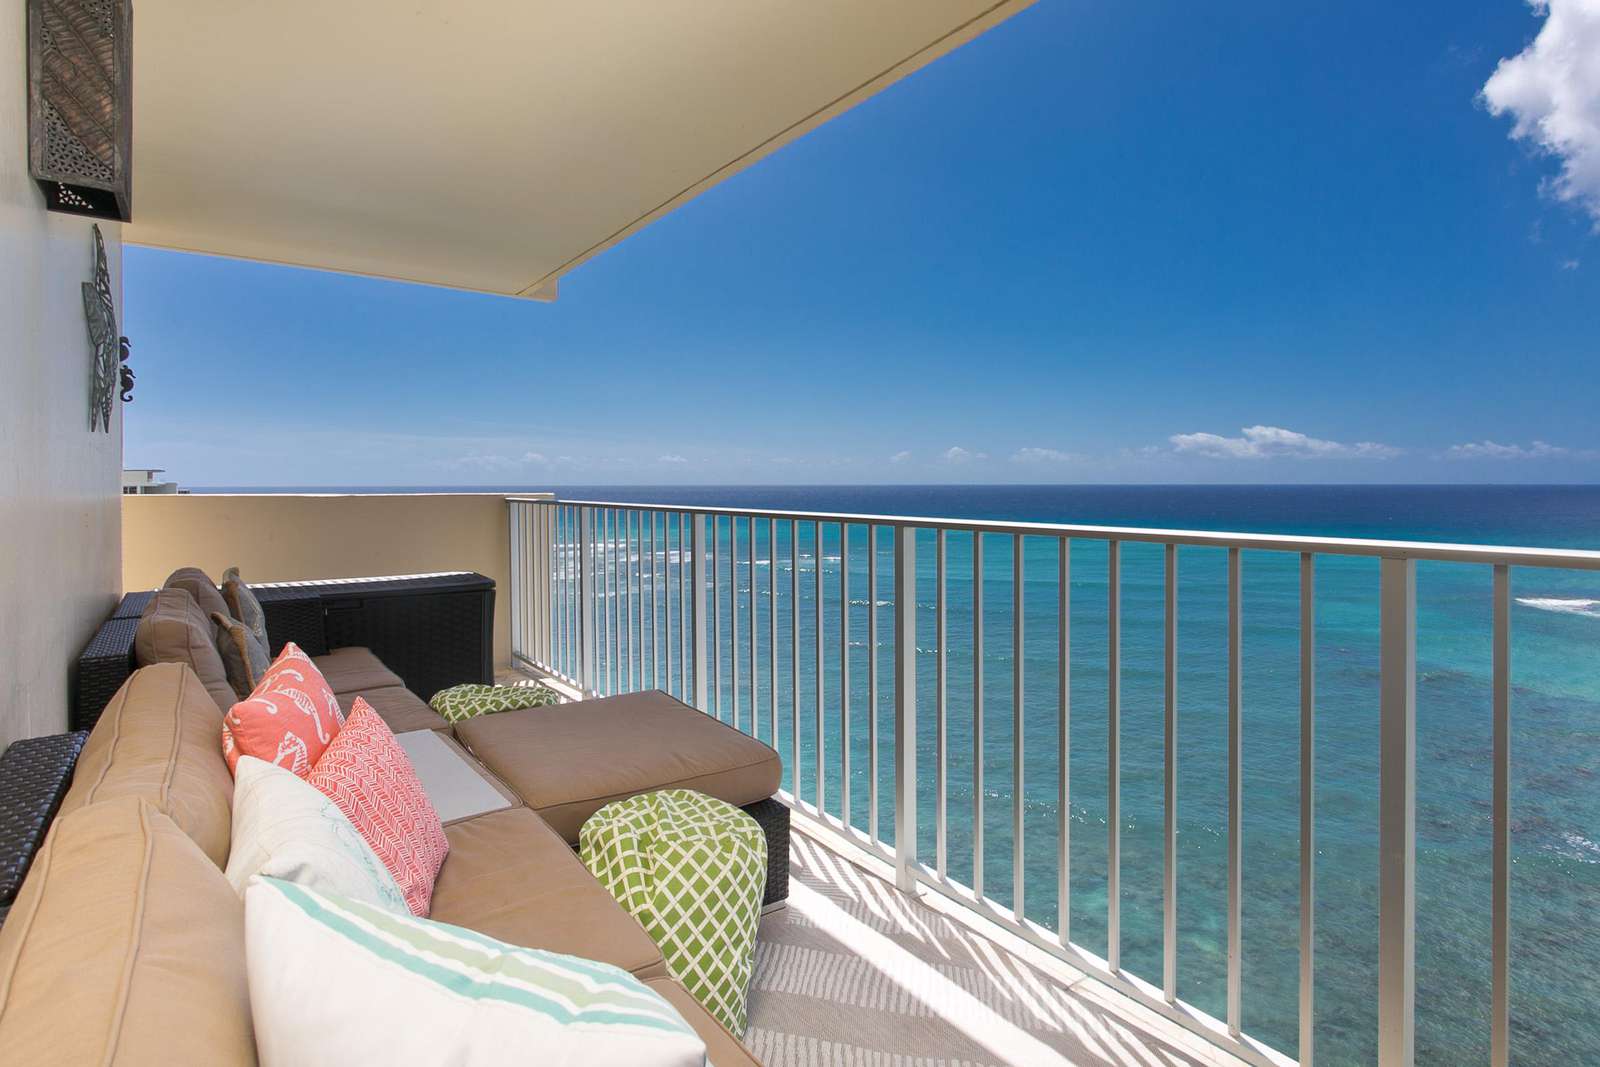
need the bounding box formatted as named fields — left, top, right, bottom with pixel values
left=507, top=496, right=1600, bottom=1067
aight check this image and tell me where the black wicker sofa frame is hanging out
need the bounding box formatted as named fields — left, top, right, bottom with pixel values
left=74, top=571, right=498, bottom=734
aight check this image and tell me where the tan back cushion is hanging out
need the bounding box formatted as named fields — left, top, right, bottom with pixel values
left=59, top=662, right=236, bottom=868
left=0, top=798, right=256, bottom=1065
left=163, top=565, right=231, bottom=621
left=134, top=586, right=238, bottom=713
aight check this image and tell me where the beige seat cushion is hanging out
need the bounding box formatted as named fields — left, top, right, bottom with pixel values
left=163, top=565, right=232, bottom=622
left=0, top=798, right=256, bottom=1065
left=645, top=977, right=761, bottom=1067
left=315, top=646, right=403, bottom=694
left=430, top=807, right=666, bottom=980
left=341, top=684, right=450, bottom=734
left=455, top=690, right=783, bottom=842
left=59, top=662, right=235, bottom=868
left=134, top=587, right=238, bottom=713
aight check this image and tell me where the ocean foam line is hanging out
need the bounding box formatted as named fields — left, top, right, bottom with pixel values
left=1517, top=597, right=1600, bottom=618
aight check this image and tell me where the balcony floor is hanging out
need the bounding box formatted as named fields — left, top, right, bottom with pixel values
left=497, top=667, right=1250, bottom=1067
left=747, top=828, right=1247, bottom=1067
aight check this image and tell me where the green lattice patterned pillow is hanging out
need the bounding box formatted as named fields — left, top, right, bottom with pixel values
left=428, top=683, right=560, bottom=723
left=581, top=789, right=767, bottom=1035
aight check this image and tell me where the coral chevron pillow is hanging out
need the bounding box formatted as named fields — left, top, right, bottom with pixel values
left=307, top=699, right=448, bottom=916
left=222, top=642, right=343, bottom=778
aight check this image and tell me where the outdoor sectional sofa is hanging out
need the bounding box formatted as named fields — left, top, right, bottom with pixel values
left=0, top=570, right=787, bottom=1064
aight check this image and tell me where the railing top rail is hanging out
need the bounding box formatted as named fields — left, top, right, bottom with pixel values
left=505, top=497, right=1600, bottom=570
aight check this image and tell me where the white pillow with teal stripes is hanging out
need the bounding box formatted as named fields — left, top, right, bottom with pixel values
left=245, top=877, right=707, bottom=1067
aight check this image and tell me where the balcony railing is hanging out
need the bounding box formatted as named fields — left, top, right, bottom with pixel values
left=506, top=496, right=1600, bottom=1067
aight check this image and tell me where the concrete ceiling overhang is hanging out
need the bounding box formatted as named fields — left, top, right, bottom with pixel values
left=124, top=1, right=1034, bottom=299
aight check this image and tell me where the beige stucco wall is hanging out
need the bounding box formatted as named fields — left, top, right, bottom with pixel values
left=0, top=3, right=125, bottom=747
left=123, top=494, right=548, bottom=669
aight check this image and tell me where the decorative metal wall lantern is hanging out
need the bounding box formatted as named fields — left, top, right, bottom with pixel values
left=28, top=0, right=134, bottom=221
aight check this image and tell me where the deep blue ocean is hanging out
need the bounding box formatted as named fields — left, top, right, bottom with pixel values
left=222, top=485, right=1600, bottom=1065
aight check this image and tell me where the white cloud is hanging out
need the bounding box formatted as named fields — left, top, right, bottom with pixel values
left=1482, top=0, right=1600, bottom=227
left=942, top=446, right=987, bottom=463
left=448, top=449, right=548, bottom=470
left=451, top=453, right=513, bottom=470
left=657, top=454, right=688, bottom=464
left=1169, top=425, right=1399, bottom=460
left=889, top=450, right=912, bottom=464
left=1010, top=447, right=1081, bottom=464
left=1563, top=257, right=1582, bottom=269
left=1444, top=439, right=1590, bottom=459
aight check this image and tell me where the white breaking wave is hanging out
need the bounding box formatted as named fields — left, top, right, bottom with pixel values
left=1556, top=832, right=1600, bottom=864
left=1517, top=597, right=1600, bottom=618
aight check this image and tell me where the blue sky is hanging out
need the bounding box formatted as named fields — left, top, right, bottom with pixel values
left=124, top=0, right=1600, bottom=487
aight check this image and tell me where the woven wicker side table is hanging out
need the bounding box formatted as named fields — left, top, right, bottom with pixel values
left=580, top=789, right=766, bottom=1035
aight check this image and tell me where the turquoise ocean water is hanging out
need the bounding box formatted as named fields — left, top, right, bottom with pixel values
left=227, top=484, right=1600, bottom=1065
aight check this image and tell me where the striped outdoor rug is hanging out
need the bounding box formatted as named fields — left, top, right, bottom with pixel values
left=741, top=833, right=1229, bottom=1067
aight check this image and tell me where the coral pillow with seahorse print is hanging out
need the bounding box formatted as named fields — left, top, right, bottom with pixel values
left=222, top=642, right=345, bottom=778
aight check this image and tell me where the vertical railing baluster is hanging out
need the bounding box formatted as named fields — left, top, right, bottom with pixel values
left=769, top=518, right=778, bottom=746
left=637, top=512, right=646, bottom=688
left=632, top=512, right=642, bottom=690
left=1300, top=552, right=1316, bottom=1066
left=608, top=510, right=618, bottom=694
left=539, top=505, right=551, bottom=667
left=712, top=516, right=722, bottom=719
left=1108, top=540, right=1121, bottom=971
left=749, top=517, right=758, bottom=740
left=556, top=506, right=564, bottom=672
left=893, top=524, right=918, bottom=892
left=679, top=514, right=688, bottom=700
left=869, top=525, right=880, bottom=844
left=537, top=503, right=548, bottom=669
left=1164, top=542, right=1178, bottom=1002
left=1013, top=534, right=1026, bottom=921
left=612, top=510, right=621, bottom=693
left=634, top=513, right=643, bottom=690
left=525, top=503, right=535, bottom=665
left=624, top=515, right=630, bottom=694
left=1491, top=563, right=1511, bottom=1067
left=536, top=503, right=545, bottom=669
left=936, top=528, right=948, bottom=878
left=563, top=506, right=572, bottom=679
left=692, top=514, right=708, bottom=712
left=663, top=513, right=673, bottom=696
left=563, top=508, right=569, bottom=675
left=731, top=517, right=741, bottom=730
left=791, top=519, right=801, bottom=801
left=579, top=507, right=596, bottom=696
left=524, top=503, right=534, bottom=665
left=815, top=520, right=825, bottom=815
left=973, top=532, right=985, bottom=900
left=509, top=503, right=522, bottom=663
left=841, top=523, right=851, bottom=825
left=549, top=506, right=558, bottom=667
left=617, top=510, right=624, bottom=691
left=1058, top=536, right=1070, bottom=947
left=528, top=503, right=538, bottom=665
left=1227, top=547, right=1242, bottom=1032
left=650, top=513, right=659, bottom=689
left=1377, top=556, right=1416, bottom=1067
